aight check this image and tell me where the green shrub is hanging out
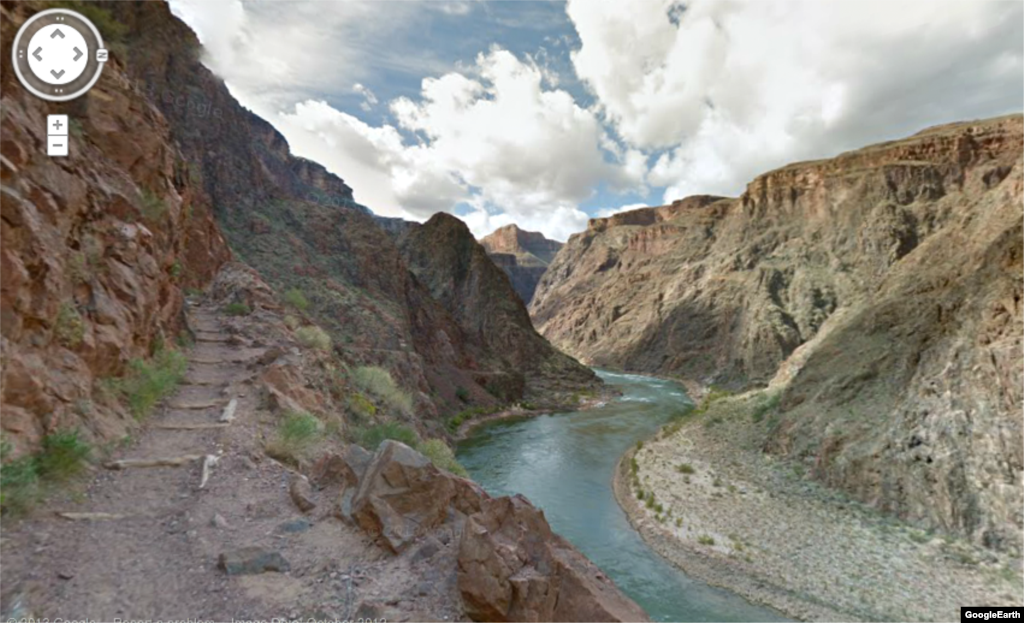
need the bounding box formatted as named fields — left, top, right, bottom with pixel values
left=223, top=302, right=251, bottom=316
left=169, top=260, right=183, bottom=279
left=35, top=430, right=91, bottom=481
left=445, top=405, right=499, bottom=433
left=54, top=303, right=85, bottom=348
left=455, top=386, right=470, bottom=402
left=356, top=422, right=419, bottom=451
left=752, top=392, right=782, bottom=423
left=675, top=518, right=683, bottom=528
left=351, top=366, right=412, bottom=414
left=266, top=411, right=322, bottom=464
left=348, top=392, right=377, bottom=419
left=295, top=325, right=332, bottom=351
left=418, top=439, right=468, bottom=477
left=698, top=535, right=716, bottom=546
left=282, top=288, right=310, bottom=311
left=676, top=463, right=695, bottom=474
left=284, top=315, right=301, bottom=330
left=0, top=438, right=39, bottom=515
left=115, top=349, right=188, bottom=419
left=636, top=488, right=645, bottom=500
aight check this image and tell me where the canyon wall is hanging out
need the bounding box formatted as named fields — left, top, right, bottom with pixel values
left=0, top=1, right=231, bottom=453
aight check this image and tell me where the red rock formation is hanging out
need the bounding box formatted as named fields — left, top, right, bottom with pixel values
left=0, top=2, right=230, bottom=454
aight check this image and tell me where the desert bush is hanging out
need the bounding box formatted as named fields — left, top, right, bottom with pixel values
left=676, top=463, right=695, bottom=474
left=351, top=366, right=412, bottom=414
left=115, top=349, right=188, bottom=419
left=54, top=303, right=85, bottom=348
left=283, top=288, right=310, bottom=311
left=418, top=439, right=468, bottom=477
left=284, top=315, right=301, bottom=330
left=455, top=386, right=470, bottom=402
left=35, top=430, right=91, bottom=481
left=295, top=325, right=332, bottom=351
left=355, top=421, right=419, bottom=450
left=266, top=411, right=322, bottom=464
left=348, top=392, right=377, bottom=420
left=698, top=534, right=716, bottom=546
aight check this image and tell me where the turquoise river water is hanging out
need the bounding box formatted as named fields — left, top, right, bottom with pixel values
left=456, top=370, right=787, bottom=622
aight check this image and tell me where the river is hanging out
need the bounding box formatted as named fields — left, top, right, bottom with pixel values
left=456, top=370, right=786, bottom=622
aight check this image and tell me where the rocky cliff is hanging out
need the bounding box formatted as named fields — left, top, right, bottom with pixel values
left=531, top=115, right=1023, bottom=551
left=98, top=1, right=597, bottom=423
left=397, top=214, right=598, bottom=404
left=0, top=1, right=231, bottom=455
left=480, top=224, right=563, bottom=304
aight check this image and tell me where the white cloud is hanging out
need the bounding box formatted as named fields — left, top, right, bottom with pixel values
left=353, top=83, right=379, bottom=112
left=168, top=0, right=449, bottom=109
left=567, top=0, right=1024, bottom=201
left=273, top=48, right=645, bottom=240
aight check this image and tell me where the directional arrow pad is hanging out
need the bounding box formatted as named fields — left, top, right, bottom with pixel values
left=13, top=7, right=108, bottom=102
left=25, top=23, right=89, bottom=86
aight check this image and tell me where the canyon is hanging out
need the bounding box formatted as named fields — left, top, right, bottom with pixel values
left=531, top=114, right=1024, bottom=554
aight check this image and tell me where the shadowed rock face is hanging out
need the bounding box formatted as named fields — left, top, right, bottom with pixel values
left=531, top=115, right=1023, bottom=551
left=0, top=2, right=231, bottom=453
left=330, top=441, right=649, bottom=622
left=397, top=214, right=599, bottom=404
left=480, top=224, right=563, bottom=304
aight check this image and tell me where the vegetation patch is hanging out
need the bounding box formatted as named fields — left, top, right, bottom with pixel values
left=697, top=534, right=716, bottom=546
left=223, top=302, right=252, bottom=316
left=446, top=404, right=501, bottom=433
left=347, top=392, right=377, bottom=420
left=113, top=349, right=188, bottom=420
left=351, top=366, right=412, bottom=414
left=752, top=392, right=782, bottom=423
left=1, top=431, right=92, bottom=515
left=355, top=421, right=419, bottom=451
left=418, top=439, right=469, bottom=477
left=676, top=463, right=696, bottom=474
left=54, top=303, right=85, bottom=348
left=283, top=288, right=310, bottom=311
left=266, top=411, right=322, bottom=464
left=455, top=386, right=470, bottom=402
left=295, top=325, right=332, bottom=351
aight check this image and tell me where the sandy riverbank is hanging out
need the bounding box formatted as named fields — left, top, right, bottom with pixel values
left=614, top=390, right=1023, bottom=622
left=452, top=391, right=616, bottom=442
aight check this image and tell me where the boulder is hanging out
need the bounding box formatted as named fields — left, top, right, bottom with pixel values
left=348, top=441, right=457, bottom=553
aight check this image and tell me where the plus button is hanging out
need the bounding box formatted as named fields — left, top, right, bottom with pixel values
left=52, top=119, right=63, bottom=131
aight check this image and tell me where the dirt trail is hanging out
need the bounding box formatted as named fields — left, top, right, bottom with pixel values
left=0, top=301, right=460, bottom=621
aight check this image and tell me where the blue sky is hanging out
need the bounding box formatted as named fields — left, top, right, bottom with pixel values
left=170, top=0, right=1023, bottom=241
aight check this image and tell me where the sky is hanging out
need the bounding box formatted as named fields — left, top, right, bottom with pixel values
left=168, top=0, right=1024, bottom=241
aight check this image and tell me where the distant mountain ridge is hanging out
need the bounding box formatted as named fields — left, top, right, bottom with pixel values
left=479, top=224, right=563, bottom=304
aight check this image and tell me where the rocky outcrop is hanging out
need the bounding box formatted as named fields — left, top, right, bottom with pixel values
left=480, top=224, right=563, bottom=304
left=0, top=2, right=230, bottom=454
left=531, top=115, right=1023, bottom=551
left=397, top=214, right=599, bottom=404
left=328, top=441, right=648, bottom=622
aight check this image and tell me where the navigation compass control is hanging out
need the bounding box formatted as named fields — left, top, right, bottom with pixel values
left=12, top=8, right=107, bottom=101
